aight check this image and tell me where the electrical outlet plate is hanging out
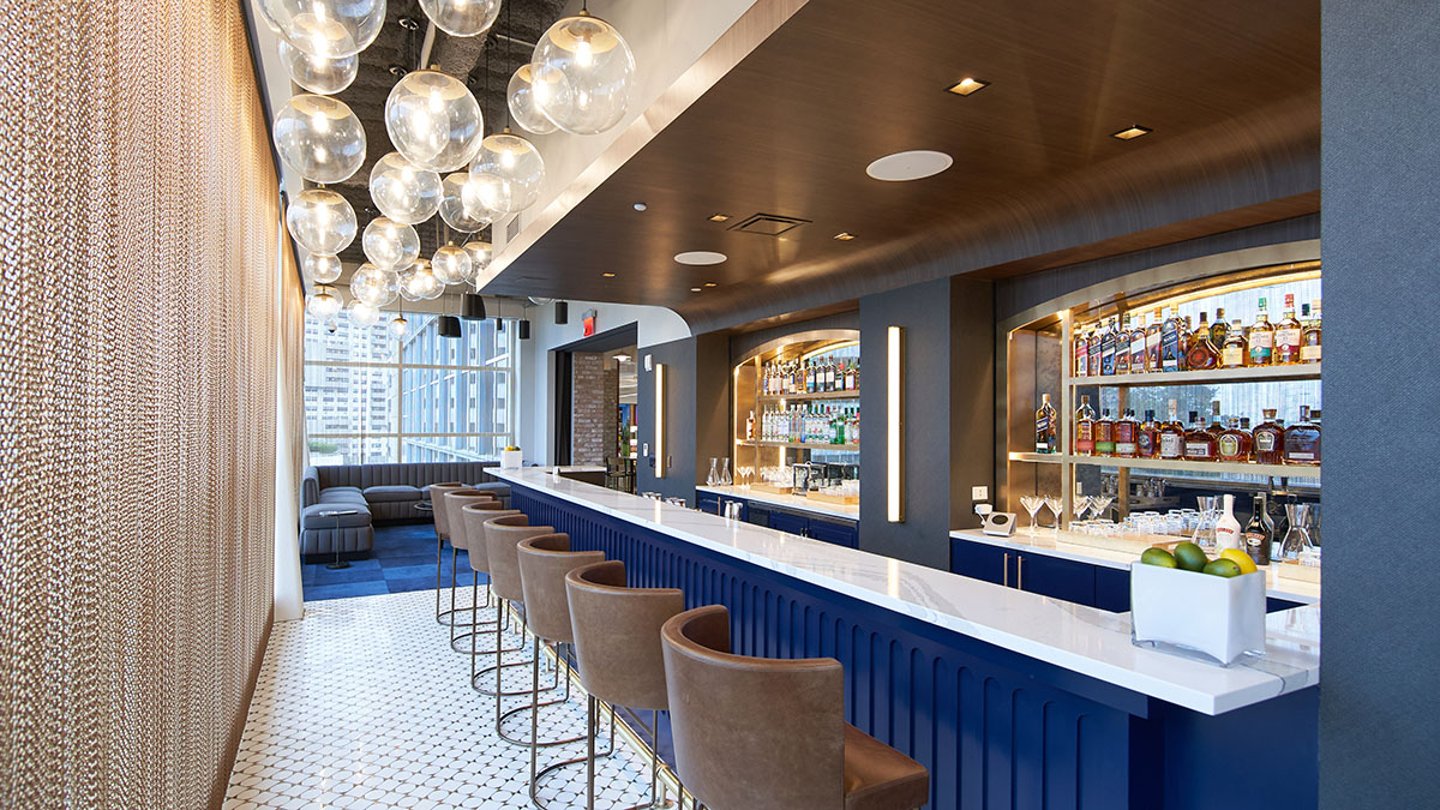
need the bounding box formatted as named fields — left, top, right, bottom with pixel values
left=972, top=485, right=989, bottom=501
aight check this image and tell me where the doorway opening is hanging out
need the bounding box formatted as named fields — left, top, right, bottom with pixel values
left=552, top=323, right=639, bottom=493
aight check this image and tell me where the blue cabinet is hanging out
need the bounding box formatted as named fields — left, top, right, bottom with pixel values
left=767, top=510, right=810, bottom=537
left=1016, top=552, right=1097, bottom=605
left=808, top=517, right=860, bottom=549
left=1095, top=565, right=1132, bottom=612
left=950, top=537, right=1009, bottom=585
left=696, top=492, right=721, bottom=514
left=695, top=490, right=857, bottom=548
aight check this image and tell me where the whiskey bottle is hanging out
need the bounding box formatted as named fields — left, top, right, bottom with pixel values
left=1100, top=318, right=1119, bottom=376
left=1183, top=410, right=1217, bottom=461
left=1035, top=393, right=1058, bottom=454
left=1115, top=315, right=1132, bottom=375
left=1074, top=395, right=1097, bottom=455
left=1115, top=409, right=1139, bottom=458
left=1074, top=324, right=1090, bottom=378
left=1301, top=299, right=1322, bottom=364
left=1283, top=405, right=1321, bottom=466
left=1247, top=298, right=1275, bottom=366
left=1138, top=409, right=1159, bottom=458
left=806, top=360, right=816, bottom=393
left=1186, top=315, right=1221, bottom=370
left=1210, top=307, right=1229, bottom=348
left=1096, top=408, right=1116, bottom=456
left=1253, top=408, right=1285, bottom=465
left=1243, top=493, right=1272, bottom=567
left=1128, top=314, right=1148, bottom=374
left=1144, top=307, right=1164, bottom=372
left=1217, top=417, right=1252, bottom=462
left=1221, top=319, right=1247, bottom=368
left=1088, top=324, right=1103, bottom=377
left=1158, top=400, right=1186, bottom=459
left=1160, top=308, right=1183, bottom=372
left=1274, top=293, right=1303, bottom=365
left=1207, top=400, right=1225, bottom=437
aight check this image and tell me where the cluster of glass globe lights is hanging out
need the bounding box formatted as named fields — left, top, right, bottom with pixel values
left=262, top=0, right=636, bottom=332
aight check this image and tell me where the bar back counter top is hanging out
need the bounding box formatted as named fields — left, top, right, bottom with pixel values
left=492, top=467, right=1320, bottom=809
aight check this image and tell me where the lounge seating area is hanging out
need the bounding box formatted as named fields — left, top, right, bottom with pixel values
left=300, top=461, right=511, bottom=558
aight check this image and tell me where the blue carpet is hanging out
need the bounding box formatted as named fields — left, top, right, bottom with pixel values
left=303, top=523, right=488, bottom=601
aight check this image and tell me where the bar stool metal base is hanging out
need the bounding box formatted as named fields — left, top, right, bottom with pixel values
left=497, top=638, right=584, bottom=748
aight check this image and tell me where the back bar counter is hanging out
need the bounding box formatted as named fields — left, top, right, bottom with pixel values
left=491, top=468, right=1320, bottom=809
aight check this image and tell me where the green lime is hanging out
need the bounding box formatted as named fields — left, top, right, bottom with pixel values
left=1173, top=542, right=1209, bottom=572
left=1140, top=547, right=1178, bottom=568
left=1202, top=558, right=1243, bottom=578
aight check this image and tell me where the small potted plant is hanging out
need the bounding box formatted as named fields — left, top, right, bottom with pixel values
left=500, top=445, right=523, bottom=470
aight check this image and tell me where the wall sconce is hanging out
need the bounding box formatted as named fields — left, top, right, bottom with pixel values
left=654, top=363, right=667, bottom=478
left=887, top=325, right=904, bottom=522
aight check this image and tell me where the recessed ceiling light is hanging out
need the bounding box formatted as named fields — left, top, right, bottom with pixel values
left=707, top=213, right=730, bottom=222
left=633, top=202, right=648, bottom=211
left=674, top=251, right=727, bottom=266
left=690, top=287, right=702, bottom=293
left=703, top=282, right=718, bottom=287
left=602, top=272, right=616, bottom=278
left=866, top=150, right=953, bottom=182
left=833, top=232, right=856, bottom=241
left=946, top=77, right=989, bottom=96
left=1111, top=125, right=1153, bottom=141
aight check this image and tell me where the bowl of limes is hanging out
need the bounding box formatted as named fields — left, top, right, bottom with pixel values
left=1131, top=542, right=1267, bottom=666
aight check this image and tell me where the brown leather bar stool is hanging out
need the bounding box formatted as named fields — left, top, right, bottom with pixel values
left=429, top=482, right=484, bottom=625
left=516, top=534, right=606, bottom=808
left=459, top=500, right=524, bottom=683
left=567, top=560, right=686, bottom=810
left=484, top=515, right=576, bottom=739
left=660, top=605, right=929, bottom=810
left=441, top=489, right=499, bottom=650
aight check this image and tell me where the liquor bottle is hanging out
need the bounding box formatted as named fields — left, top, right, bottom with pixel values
left=1221, top=319, right=1247, bottom=368
left=1035, top=393, right=1058, bottom=454
left=1087, top=324, right=1102, bottom=377
left=1243, top=493, right=1272, bottom=566
left=1074, top=325, right=1090, bottom=378
left=1253, top=408, right=1285, bottom=464
left=1160, top=308, right=1183, bottom=372
left=1074, top=395, right=1097, bottom=455
left=1115, top=315, right=1132, bottom=375
left=1301, top=299, right=1322, bottom=364
left=746, top=410, right=755, bottom=441
left=1137, top=409, right=1159, bottom=458
left=1215, top=494, right=1243, bottom=552
left=1217, top=417, right=1252, bottom=462
left=1181, top=316, right=1194, bottom=371
left=805, top=360, right=815, bottom=393
left=1158, top=399, right=1186, bottom=459
left=1274, top=293, right=1303, bottom=365
left=1128, top=314, right=1148, bottom=374
left=1193, top=312, right=1211, bottom=351
left=1204, top=401, right=1223, bottom=438
left=1210, top=307, right=1229, bottom=348
left=1115, top=409, right=1139, bottom=458
left=1096, top=408, right=1116, bottom=456
left=1247, top=297, right=1275, bottom=366
left=1100, top=318, right=1119, bottom=376
left=1183, top=410, right=1217, bottom=461
left=827, top=360, right=837, bottom=392
left=1186, top=315, right=1221, bottom=370
left=1144, top=308, right=1164, bottom=372
left=1284, top=405, right=1322, bottom=466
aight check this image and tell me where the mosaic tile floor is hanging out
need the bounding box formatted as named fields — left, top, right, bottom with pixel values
left=225, top=588, right=673, bottom=809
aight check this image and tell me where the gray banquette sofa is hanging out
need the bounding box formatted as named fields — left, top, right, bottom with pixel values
left=300, top=461, right=510, bottom=557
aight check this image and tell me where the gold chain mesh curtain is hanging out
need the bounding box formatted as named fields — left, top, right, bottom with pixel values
left=0, top=1, right=285, bottom=806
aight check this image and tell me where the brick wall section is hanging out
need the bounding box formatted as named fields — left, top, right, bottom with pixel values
left=571, top=353, right=616, bottom=466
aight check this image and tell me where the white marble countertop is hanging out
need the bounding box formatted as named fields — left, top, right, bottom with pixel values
left=695, top=484, right=859, bottom=521
left=492, top=468, right=1320, bottom=716
left=948, top=529, right=1322, bottom=604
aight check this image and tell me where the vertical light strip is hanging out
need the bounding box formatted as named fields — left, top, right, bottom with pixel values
left=887, top=326, right=905, bottom=522
left=655, top=363, right=666, bottom=478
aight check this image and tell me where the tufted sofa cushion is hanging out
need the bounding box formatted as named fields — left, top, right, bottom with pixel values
left=362, top=484, right=424, bottom=503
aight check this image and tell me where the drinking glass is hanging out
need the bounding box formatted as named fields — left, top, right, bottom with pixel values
left=1072, top=495, right=1093, bottom=522
left=1043, top=495, right=1065, bottom=531
left=1019, top=495, right=1044, bottom=535
left=1088, top=495, right=1114, bottom=522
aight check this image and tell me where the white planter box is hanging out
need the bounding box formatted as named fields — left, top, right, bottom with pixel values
left=1130, top=564, right=1266, bottom=666
left=499, top=449, right=523, bottom=470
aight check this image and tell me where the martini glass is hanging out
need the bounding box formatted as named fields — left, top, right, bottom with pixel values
left=1019, top=495, right=1044, bottom=535
left=1088, top=495, right=1114, bottom=522
left=1072, top=495, right=1093, bottom=524
left=1043, top=495, right=1065, bottom=532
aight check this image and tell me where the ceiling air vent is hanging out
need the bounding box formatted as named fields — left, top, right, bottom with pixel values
left=728, top=213, right=811, bottom=237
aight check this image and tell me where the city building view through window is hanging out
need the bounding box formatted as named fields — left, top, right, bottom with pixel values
left=303, top=314, right=516, bottom=465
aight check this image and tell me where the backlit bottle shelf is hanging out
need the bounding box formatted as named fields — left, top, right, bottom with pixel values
left=756, top=390, right=862, bottom=402
left=742, top=440, right=861, bottom=451
left=1008, top=451, right=1319, bottom=479
left=1066, top=363, right=1320, bottom=388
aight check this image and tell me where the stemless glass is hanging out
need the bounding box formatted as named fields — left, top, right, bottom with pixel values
left=1019, top=495, right=1044, bottom=535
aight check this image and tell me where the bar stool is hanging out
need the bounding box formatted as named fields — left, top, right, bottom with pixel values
left=516, top=534, right=606, bottom=807
left=660, top=605, right=930, bottom=810
left=442, top=489, right=499, bottom=650
left=484, top=515, right=577, bottom=740
left=460, top=500, right=523, bottom=680
left=429, top=482, right=483, bottom=625
left=567, top=560, right=685, bottom=810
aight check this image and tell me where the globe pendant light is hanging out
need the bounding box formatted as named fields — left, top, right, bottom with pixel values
left=286, top=187, right=356, bottom=254
left=468, top=129, right=545, bottom=215
left=256, top=0, right=386, bottom=59
left=418, top=0, right=501, bottom=37
left=278, top=39, right=357, bottom=95
left=385, top=70, right=484, bottom=173
left=273, top=94, right=367, bottom=183
left=350, top=263, right=400, bottom=307
left=400, top=261, right=445, bottom=301
left=348, top=299, right=382, bottom=326
left=390, top=313, right=410, bottom=337
left=303, top=253, right=344, bottom=284
left=531, top=9, right=636, bottom=135
left=306, top=284, right=343, bottom=319
left=432, top=243, right=472, bottom=285
left=439, top=172, right=492, bottom=233
left=362, top=217, right=421, bottom=269
left=369, top=152, right=442, bottom=225
left=462, top=240, right=491, bottom=282
left=324, top=316, right=340, bottom=334
left=507, top=63, right=557, bottom=135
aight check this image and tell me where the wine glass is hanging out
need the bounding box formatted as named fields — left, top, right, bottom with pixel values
left=1043, top=495, right=1064, bottom=532
left=1019, top=495, right=1044, bottom=535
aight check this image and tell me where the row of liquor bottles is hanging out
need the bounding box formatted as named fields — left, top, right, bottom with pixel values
left=1074, top=294, right=1322, bottom=377
left=749, top=404, right=860, bottom=446
left=1034, top=395, right=1321, bottom=465
left=760, top=357, right=860, bottom=396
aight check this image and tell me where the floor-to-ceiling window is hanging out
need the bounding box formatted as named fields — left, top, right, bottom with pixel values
left=303, top=313, right=516, bottom=464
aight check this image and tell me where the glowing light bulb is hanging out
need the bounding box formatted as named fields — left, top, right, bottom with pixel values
left=575, top=40, right=593, bottom=68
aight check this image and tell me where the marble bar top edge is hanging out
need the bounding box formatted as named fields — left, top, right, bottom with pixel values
left=491, top=468, right=1320, bottom=716
left=695, top=484, right=859, bottom=521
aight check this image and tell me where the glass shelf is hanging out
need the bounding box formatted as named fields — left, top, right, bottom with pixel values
left=1068, top=363, right=1320, bottom=388
left=1008, top=451, right=1319, bottom=479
